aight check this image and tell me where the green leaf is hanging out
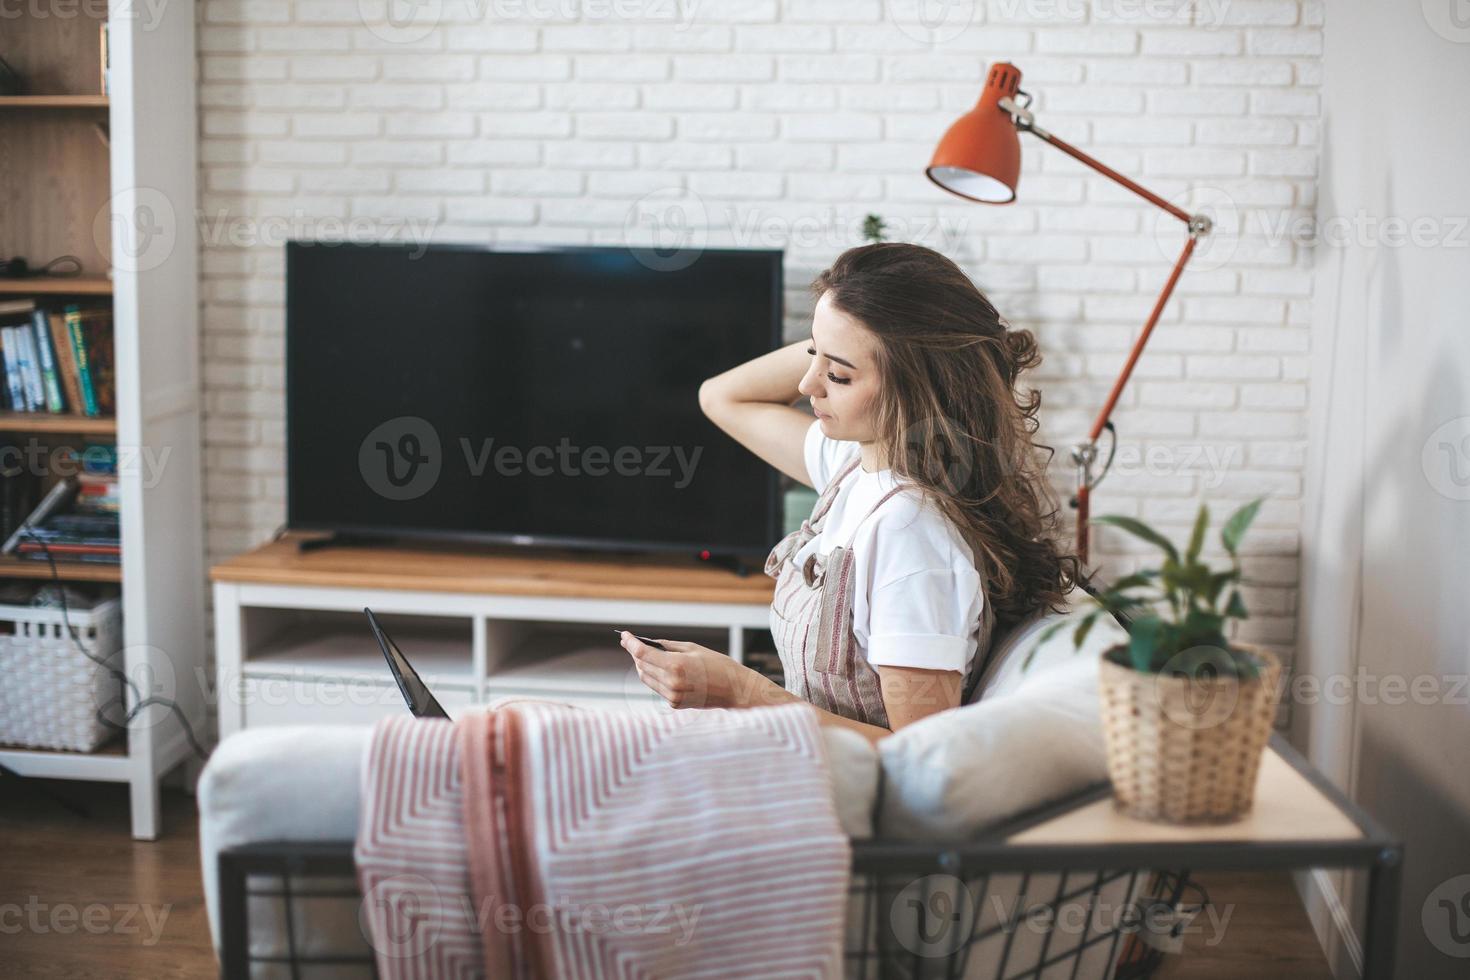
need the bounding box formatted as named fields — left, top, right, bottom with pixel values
left=1186, top=503, right=1209, bottom=564
left=1159, top=558, right=1182, bottom=594
left=1090, top=515, right=1180, bottom=563
left=1106, top=570, right=1160, bottom=594
left=1225, top=590, right=1248, bottom=619
left=1206, top=569, right=1240, bottom=604
left=1221, top=497, right=1266, bottom=556
left=1127, top=617, right=1163, bottom=672
left=1169, top=561, right=1214, bottom=597
left=1074, top=614, right=1097, bottom=648
left=1179, top=609, right=1227, bottom=649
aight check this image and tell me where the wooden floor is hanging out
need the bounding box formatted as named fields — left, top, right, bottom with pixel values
left=1155, top=873, right=1334, bottom=980
left=0, top=777, right=1333, bottom=979
left=0, top=777, right=215, bottom=979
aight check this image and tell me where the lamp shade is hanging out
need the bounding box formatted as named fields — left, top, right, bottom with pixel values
left=926, top=62, right=1024, bottom=204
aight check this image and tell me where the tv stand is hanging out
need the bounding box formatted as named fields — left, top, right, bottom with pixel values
left=295, top=531, right=397, bottom=553
left=210, top=534, right=776, bottom=739
left=700, top=554, right=755, bottom=577
left=296, top=533, right=761, bottom=578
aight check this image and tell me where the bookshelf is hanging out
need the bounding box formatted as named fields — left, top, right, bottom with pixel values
left=0, top=7, right=204, bottom=839
left=0, top=412, right=117, bottom=435
left=0, top=553, right=122, bottom=583
left=0, top=95, right=110, bottom=108
left=0, top=278, right=114, bottom=296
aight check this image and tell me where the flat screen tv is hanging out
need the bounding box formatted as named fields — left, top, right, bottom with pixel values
left=286, top=241, right=783, bottom=562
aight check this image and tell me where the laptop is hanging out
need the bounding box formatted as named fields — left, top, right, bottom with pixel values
left=365, top=607, right=451, bottom=719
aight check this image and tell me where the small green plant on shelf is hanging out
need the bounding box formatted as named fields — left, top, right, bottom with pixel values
left=1032, top=497, right=1268, bottom=678
left=861, top=214, right=888, bottom=244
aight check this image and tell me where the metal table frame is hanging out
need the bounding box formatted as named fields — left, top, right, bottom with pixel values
left=217, top=734, right=1400, bottom=978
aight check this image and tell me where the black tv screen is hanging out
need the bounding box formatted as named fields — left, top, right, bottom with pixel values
left=286, top=241, right=783, bottom=559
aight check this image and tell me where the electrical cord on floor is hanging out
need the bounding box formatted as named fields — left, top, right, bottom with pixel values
left=21, top=526, right=209, bottom=760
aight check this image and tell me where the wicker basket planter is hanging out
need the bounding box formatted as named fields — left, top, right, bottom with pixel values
left=1097, top=644, right=1281, bottom=824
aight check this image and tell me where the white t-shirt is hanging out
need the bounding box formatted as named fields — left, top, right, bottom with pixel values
left=797, top=419, right=987, bottom=676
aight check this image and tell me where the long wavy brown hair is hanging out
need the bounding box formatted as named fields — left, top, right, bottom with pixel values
left=812, top=242, right=1080, bottom=632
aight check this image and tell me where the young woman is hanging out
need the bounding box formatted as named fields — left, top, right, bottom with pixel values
left=620, top=243, right=1080, bottom=746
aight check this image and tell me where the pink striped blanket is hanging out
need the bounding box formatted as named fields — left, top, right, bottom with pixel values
left=355, top=702, right=851, bottom=978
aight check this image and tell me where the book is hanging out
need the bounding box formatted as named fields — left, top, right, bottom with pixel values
left=74, top=475, right=120, bottom=514
left=26, top=510, right=119, bottom=534
left=4, top=325, right=35, bottom=411
left=0, top=327, right=23, bottom=411
left=1, top=478, right=78, bottom=555
left=18, top=542, right=121, bottom=556
left=0, top=456, right=32, bottom=545
left=61, top=443, right=117, bottom=476
left=79, top=308, right=115, bottom=416
left=18, top=549, right=119, bottom=565
left=0, top=303, right=37, bottom=412
left=31, top=308, right=64, bottom=413
left=13, top=509, right=121, bottom=563
left=47, top=311, right=84, bottom=415
left=64, top=305, right=99, bottom=416
left=16, top=325, right=43, bottom=411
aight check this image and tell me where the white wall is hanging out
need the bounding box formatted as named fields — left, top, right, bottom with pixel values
left=1293, top=1, right=1470, bottom=976
left=196, top=3, right=1323, bottom=669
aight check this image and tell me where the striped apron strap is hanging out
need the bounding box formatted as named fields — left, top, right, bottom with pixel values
left=812, top=455, right=864, bottom=524
left=764, top=455, right=865, bottom=577
left=813, top=484, right=910, bottom=674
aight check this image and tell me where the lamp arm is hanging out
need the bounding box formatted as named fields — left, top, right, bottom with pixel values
left=998, top=96, right=1204, bottom=229
left=987, top=93, right=1216, bottom=568
left=1088, top=234, right=1198, bottom=442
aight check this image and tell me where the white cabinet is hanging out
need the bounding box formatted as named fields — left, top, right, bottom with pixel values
left=212, top=538, right=775, bottom=738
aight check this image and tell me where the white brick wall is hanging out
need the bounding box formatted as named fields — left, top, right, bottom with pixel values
left=198, top=0, right=1323, bottom=670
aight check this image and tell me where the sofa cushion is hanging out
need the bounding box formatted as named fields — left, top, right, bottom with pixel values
left=197, top=724, right=367, bottom=951
left=877, top=603, right=1128, bottom=840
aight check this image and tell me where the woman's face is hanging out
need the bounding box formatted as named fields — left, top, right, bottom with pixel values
left=798, top=291, right=882, bottom=444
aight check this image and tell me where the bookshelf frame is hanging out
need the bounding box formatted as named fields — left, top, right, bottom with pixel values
left=0, top=3, right=205, bottom=840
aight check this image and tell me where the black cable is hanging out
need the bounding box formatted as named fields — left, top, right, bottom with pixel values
left=1094, top=420, right=1118, bottom=487
left=38, top=255, right=83, bottom=278
left=19, top=526, right=209, bottom=761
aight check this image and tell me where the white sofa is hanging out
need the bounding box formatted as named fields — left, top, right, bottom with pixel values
left=199, top=596, right=1144, bottom=978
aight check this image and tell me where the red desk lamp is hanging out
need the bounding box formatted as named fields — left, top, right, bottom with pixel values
left=927, top=62, right=1213, bottom=566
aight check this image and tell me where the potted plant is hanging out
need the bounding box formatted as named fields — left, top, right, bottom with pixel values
left=1039, top=498, right=1281, bottom=824
left=861, top=213, right=888, bottom=244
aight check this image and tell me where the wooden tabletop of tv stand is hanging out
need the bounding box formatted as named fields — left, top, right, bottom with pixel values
left=210, top=534, right=776, bottom=605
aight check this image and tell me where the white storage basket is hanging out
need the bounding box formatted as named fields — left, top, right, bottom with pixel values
left=0, top=596, right=124, bottom=752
